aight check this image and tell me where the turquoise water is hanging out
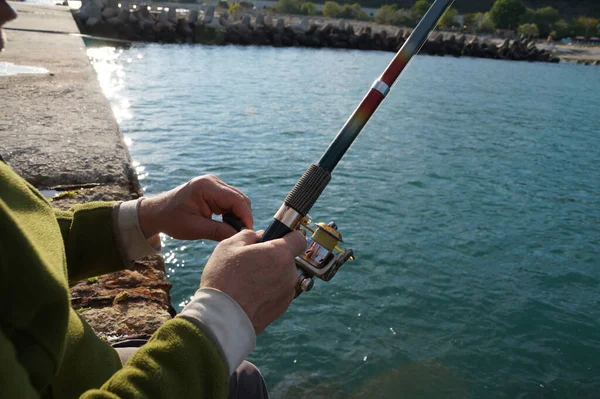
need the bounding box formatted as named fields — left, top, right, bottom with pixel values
left=89, top=45, right=600, bottom=398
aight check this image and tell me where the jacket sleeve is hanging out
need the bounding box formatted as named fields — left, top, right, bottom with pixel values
left=54, top=202, right=126, bottom=283
left=0, top=320, right=229, bottom=399
left=0, top=329, right=41, bottom=399
left=81, top=318, right=229, bottom=399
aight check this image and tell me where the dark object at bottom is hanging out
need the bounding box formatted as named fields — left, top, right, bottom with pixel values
left=228, top=361, right=270, bottom=399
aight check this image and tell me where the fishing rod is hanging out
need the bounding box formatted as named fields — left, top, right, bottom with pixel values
left=226, top=0, right=455, bottom=294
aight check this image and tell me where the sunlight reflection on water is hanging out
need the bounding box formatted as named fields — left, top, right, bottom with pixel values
left=87, top=47, right=133, bottom=124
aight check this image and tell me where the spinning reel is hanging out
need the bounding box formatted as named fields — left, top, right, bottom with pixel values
left=295, top=218, right=354, bottom=294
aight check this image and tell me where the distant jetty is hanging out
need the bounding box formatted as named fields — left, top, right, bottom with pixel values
left=74, top=0, right=560, bottom=63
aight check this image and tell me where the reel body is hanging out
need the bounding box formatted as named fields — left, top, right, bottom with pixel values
left=295, top=219, right=354, bottom=294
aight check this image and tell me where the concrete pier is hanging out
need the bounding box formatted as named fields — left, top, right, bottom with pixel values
left=1, top=2, right=172, bottom=341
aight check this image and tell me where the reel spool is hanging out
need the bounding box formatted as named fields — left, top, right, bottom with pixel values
left=295, top=219, right=354, bottom=294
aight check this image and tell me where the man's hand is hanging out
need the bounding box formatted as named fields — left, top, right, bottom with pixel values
left=138, top=175, right=253, bottom=242
left=200, top=230, right=307, bottom=334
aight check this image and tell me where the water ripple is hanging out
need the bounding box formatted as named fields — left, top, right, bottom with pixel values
left=90, top=44, right=600, bottom=398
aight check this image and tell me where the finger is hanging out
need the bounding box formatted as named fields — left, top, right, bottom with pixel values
left=226, top=229, right=262, bottom=246
left=198, top=219, right=239, bottom=242
left=254, top=230, right=307, bottom=258
left=216, top=179, right=252, bottom=207
left=280, top=231, right=308, bottom=257
left=215, top=181, right=253, bottom=228
left=203, top=185, right=254, bottom=230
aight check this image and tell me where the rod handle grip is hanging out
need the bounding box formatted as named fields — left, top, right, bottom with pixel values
left=222, top=213, right=247, bottom=232
left=259, top=218, right=293, bottom=242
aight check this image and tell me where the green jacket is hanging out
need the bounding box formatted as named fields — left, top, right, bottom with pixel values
left=0, top=162, right=228, bottom=398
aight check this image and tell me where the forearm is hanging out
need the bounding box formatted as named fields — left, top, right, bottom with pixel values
left=81, top=319, right=229, bottom=399
left=56, top=199, right=160, bottom=282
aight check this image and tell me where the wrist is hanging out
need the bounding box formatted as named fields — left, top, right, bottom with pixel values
left=138, top=196, right=161, bottom=239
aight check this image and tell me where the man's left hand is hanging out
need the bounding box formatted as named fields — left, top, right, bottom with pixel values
left=138, top=174, right=253, bottom=242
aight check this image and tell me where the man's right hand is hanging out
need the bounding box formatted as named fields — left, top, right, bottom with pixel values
left=200, top=229, right=307, bottom=334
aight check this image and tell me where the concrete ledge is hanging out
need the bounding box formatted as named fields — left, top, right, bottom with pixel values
left=1, top=2, right=172, bottom=341
left=2, top=2, right=138, bottom=189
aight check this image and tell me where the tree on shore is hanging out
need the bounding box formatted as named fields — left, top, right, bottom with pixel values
left=473, top=12, right=495, bottom=33
left=462, top=13, right=477, bottom=31
left=409, top=0, right=431, bottom=24
left=322, top=1, right=341, bottom=18
left=300, top=2, right=315, bottom=15
left=570, top=16, right=600, bottom=37
left=340, top=3, right=370, bottom=21
left=275, top=0, right=300, bottom=14
left=517, top=23, right=539, bottom=38
left=438, top=8, right=458, bottom=28
left=489, top=0, right=525, bottom=30
left=375, top=4, right=398, bottom=25
left=519, top=6, right=559, bottom=37
left=550, top=19, right=570, bottom=39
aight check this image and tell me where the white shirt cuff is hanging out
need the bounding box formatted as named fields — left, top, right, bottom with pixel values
left=177, top=288, right=256, bottom=375
left=114, top=199, right=161, bottom=261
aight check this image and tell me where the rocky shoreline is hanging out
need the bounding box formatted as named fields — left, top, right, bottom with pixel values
left=74, top=0, right=560, bottom=63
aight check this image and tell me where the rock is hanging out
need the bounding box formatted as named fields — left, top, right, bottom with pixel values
left=291, top=17, right=309, bottom=34
left=275, top=18, right=285, bottom=31
left=156, top=11, right=174, bottom=31
left=203, top=6, right=215, bottom=24
left=255, top=13, right=264, bottom=27
left=102, top=7, right=118, bottom=19
left=70, top=256, right=173, bottom=341
left=117, top=8, right=129, bottom=22
left=106, top=0, right=118, bottom=9
left=76, top=0, right=101, bottom=22
left=83, top=2, right=103, bottom=26
left=167, top=7, right=177, bottom=24
left=319, top=23, right=332, bottom=36
left=241, top=15, right=251, bottom=26
left=393, top=29, right=405, bottom=50
left=194, top=15, right=226, bottom=44
left=188, top=10, right=199, bottom=24
left=264, top=15, right=273, bottom=27
left=176, top=17, right=193, bottom=37
left=137, top=6, right=155, bottom=30
left=107, top=8, right=128, bottom=25
left=337, top=19, right=345, bottom=31
left=86, top=17, right=101, bottom=27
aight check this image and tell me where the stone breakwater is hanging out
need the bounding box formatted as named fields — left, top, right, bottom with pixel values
left=74, top=1, right=559, bottom=63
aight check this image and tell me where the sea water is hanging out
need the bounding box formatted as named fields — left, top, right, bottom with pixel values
left=89, top=44, right=600, bottom=398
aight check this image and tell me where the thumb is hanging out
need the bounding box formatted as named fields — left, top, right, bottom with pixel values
left=226, top=229, right=262, bottom=246
left=278, top=230, right=308, bottom=257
